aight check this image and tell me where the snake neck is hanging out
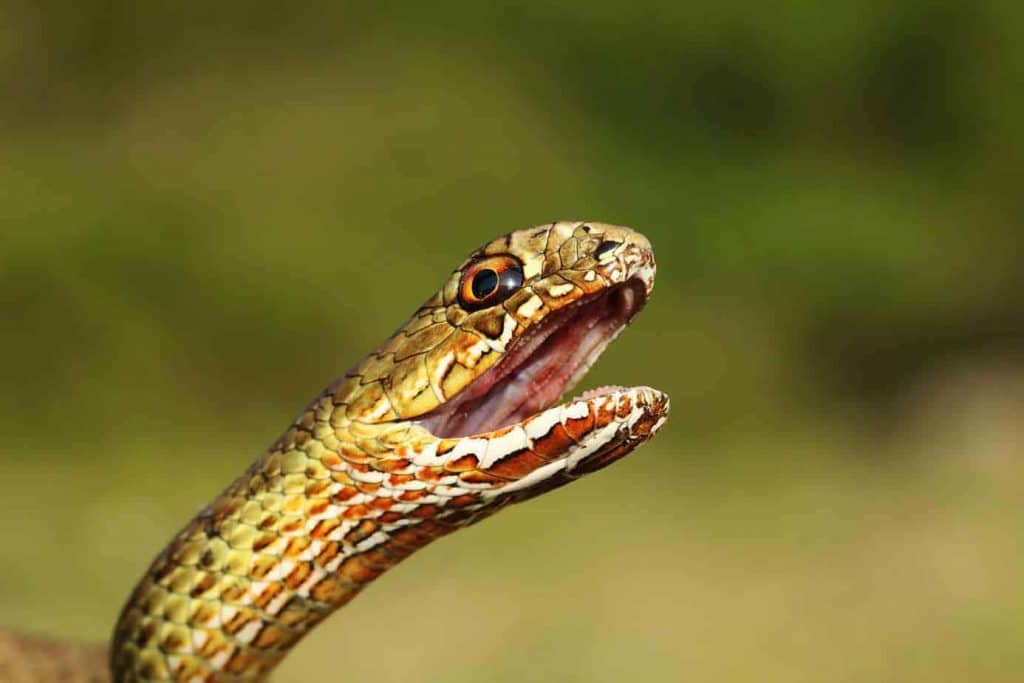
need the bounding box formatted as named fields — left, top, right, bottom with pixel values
left=109, top=393, right=463, bottom=680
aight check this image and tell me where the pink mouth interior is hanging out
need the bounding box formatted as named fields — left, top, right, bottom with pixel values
left=417, top=279, right=648, bottom=438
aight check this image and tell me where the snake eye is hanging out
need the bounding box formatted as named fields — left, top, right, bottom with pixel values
left=459, top=255, right=524, bottom=311
left=594, top=240, right=622, bottom=260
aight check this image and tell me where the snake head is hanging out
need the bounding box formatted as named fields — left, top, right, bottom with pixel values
left=334, top=220, right=669, bottom=501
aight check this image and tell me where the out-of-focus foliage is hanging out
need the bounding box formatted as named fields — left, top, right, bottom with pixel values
left=1, top=2, right=1021, bottom=681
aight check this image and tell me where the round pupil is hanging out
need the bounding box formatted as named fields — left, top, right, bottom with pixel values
left=471, top=268, right=500, bottom=299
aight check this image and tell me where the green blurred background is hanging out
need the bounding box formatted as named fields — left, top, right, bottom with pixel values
left=2, top=1, right=1023, bottom=680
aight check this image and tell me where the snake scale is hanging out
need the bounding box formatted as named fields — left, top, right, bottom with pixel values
left=0, top=221, right=669, bottom=681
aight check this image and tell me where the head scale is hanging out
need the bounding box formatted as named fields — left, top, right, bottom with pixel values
left=332, top=221, right=657, bottom=429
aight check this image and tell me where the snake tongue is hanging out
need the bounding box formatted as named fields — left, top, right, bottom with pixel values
left=418, top=279, right=647, bottom=438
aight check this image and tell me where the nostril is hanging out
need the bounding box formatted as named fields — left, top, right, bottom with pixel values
left=594, top=240, right=621, bottom=260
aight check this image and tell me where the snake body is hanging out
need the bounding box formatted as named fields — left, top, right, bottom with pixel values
left=1, top=221, right=669, bottom=681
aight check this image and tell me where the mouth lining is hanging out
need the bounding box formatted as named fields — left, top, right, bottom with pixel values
left=417, top=279, right=648, bottom=438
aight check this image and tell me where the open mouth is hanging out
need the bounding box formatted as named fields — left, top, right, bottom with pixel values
left=417, top=279, right=649, bottom=438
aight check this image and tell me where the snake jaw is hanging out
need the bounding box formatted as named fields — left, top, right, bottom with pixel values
left=396, top=385, right=669, bottom=520
left=469, top=385, right=670, bottom=501
left=413, top=222, right=658, bottom=441
left=416, top=277, right=650, bottom=439
left=407, top=224, right=668, bottom=499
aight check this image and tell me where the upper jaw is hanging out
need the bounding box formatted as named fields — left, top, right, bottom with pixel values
left=409, top=222, right=659, bottom=441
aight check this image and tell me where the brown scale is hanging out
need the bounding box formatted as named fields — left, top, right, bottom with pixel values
left=564, top=405, right=597, bottom=442
left=458, top=469, right=510, bottom=486
left=335, top=555, right=380, bottom=584
left=594, top=397, right=618, bottom=426
left=396, top=489, right=425, bottom=503
left=530, top=422, right=577, bottom=459
left=446, top=453, right=479, bottom=471
left=483, top=448, right=549, bottom=480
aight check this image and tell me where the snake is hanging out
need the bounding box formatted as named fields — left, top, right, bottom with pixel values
left=0, top=221, right=669, bottom=682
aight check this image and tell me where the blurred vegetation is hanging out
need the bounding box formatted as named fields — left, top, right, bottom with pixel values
left=1, top=1, right=1022, bottom=681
